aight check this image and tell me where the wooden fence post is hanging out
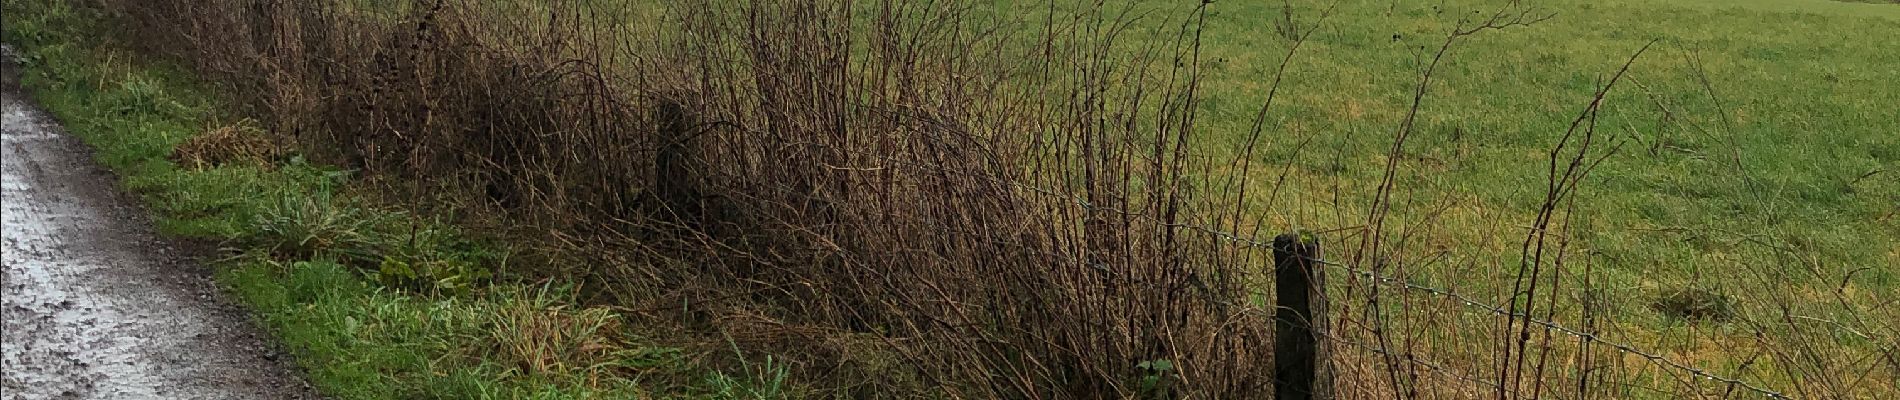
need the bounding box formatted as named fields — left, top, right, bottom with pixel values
left=1273, top=231, right=1330, bottom=400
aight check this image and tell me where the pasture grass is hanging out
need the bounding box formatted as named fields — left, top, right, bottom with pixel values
left=1180, top=0, right=1899, bottom=391
left=1220, top=0, right=1897, bottom=304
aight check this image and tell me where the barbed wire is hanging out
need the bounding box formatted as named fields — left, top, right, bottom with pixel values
left=671, top=140, right=1796, bottom=399
left=1293, top=254, right=1790, bottom=399
left=1320, top=331, right=1510, bottom=394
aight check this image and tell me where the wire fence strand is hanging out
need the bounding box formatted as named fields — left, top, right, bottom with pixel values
left=675, top=140, right=1797, bottom=400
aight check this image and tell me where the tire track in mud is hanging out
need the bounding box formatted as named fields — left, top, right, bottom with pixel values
left=1, top=45, right=318, bottom=399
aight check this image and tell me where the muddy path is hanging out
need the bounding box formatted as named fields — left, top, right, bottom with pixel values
left=1, top=46, right=319, bottom=399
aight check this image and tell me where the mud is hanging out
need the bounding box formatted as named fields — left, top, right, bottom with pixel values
left=1, top=45, right=318, bottom=399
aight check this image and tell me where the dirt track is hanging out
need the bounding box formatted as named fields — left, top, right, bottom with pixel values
left=1, top=46, right=318, bottom=399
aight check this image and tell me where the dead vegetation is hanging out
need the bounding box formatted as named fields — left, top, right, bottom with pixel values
left=95, top=0, right=1283, bottom=397
left=479, top=290, right=630, bottom=380
left=171, top=120, right=283, bottom=169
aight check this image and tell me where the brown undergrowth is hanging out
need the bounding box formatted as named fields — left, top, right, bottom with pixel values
left=92, top=0, right=1285, bottom=397
left=171, top=120, right=284, bottom=169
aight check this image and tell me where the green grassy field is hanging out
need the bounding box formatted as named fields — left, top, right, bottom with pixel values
left=1202, top=0, right=1900, bottom=269
left=1183, top=0, right=1899, bottom=392
left=1181, top=0, right=1897, bottom=376
left=981, top=0, right=1900, bottom=393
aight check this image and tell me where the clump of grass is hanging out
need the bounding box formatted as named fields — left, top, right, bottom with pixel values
left=171, top=119, right=285, bottom=169
left=1651, top=287, right=1736, bottom=322
left=107, top=74, right=196, bottom=118
left=225, top=259, right=662, bottom=399
left=250, top=180, right=498, bottom=296
left=251, top=188, right=381, bottom=262
left=703, top=345, right=794, bottom=400
left=477, top=286, right=628, bottom=379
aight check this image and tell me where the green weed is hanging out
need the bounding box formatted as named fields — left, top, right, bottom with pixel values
left=704, top=349, right=794, bottom=400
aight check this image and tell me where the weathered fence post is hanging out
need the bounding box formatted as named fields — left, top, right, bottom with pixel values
left=1273, top=231, right=1330, bottom=400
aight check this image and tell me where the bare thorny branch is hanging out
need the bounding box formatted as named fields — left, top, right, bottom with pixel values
left=1354, top=4, right=1556, bottom=399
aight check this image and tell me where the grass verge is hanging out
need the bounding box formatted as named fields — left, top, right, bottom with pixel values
left=0, top=1, right=797, bottom=399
